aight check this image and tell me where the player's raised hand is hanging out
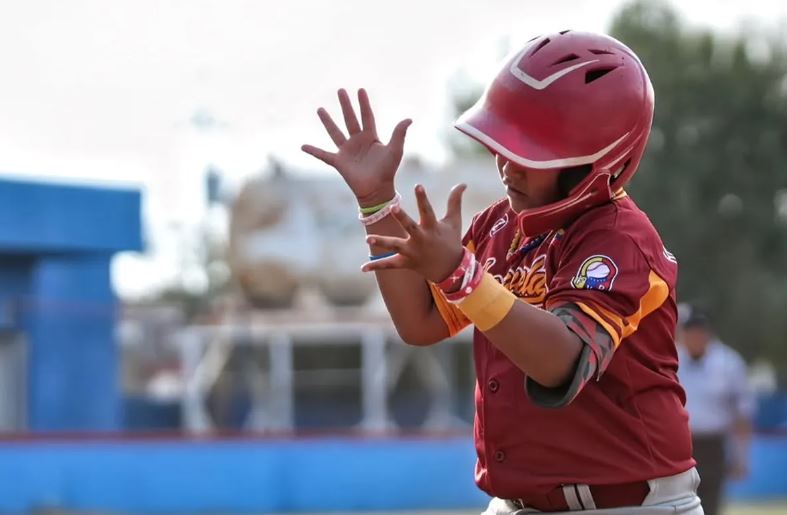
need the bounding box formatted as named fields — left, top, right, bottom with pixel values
left=301, top=88, right=412, bottom=206
left=362, top=183, right=467, bottom=283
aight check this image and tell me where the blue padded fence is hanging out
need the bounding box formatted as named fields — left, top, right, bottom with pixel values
left=0, top=434, right=785, bottom=513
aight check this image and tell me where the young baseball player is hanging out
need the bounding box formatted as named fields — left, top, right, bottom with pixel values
left=303, top=31, right=702, bottom=514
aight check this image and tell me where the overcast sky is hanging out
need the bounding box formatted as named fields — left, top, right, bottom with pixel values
left=1, top=0, right=785, bottom=298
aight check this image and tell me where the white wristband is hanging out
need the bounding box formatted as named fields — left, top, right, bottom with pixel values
left=358, top=192, right=401, bottom=226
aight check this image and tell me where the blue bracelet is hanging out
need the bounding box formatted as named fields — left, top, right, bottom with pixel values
left=369, top=251, right=398, bottom=261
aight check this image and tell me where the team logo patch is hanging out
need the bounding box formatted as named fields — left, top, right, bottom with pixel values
left=571, top=255, right=619, bottom=291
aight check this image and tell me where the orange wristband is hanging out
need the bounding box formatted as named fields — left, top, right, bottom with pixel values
left=456, top=272, right=517, bottom=331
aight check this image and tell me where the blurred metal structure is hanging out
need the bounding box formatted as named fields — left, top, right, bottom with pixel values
left=0, top=332, right=26, bottom=431
left=178, top=312, right=473, bottom=434
left=178, top=157, right=502, bottom=434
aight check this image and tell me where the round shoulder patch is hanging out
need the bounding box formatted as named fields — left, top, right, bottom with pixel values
left=570, top=255, right=619, bottom=291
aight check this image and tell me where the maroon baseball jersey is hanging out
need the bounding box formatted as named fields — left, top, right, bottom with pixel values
left=431, top=192, right=693, bottom=500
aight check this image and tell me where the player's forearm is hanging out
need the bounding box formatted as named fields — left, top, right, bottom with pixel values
left=457, top=269, right=583, bottom=388
left=442, top=260, right=583, bottom=385
left=476, top=298, right=583, bottom=387
left=365, top=215, right=449, bottom=346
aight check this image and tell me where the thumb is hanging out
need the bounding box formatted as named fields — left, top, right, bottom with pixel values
left=444, top=183, right=467, bottom=227
left=388, top=119, right=412, bottom=154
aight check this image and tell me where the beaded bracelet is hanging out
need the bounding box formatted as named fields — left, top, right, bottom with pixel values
left=445, top=256, right=485, bottom=303
left=436, top=247, right=474, bottom=292
left=359, top=192, right=402, bottom=226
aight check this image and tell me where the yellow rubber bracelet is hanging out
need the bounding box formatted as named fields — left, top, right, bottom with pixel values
left=359, top=193, right=398, bottom=215
left=456, top=272, right=517, bottom=332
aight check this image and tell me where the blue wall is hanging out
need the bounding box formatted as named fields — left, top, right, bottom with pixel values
left=728, top=434, right=787, bottom=500
left=0, top=256, right=33, bottom=330
left=0, top=435, right=784, bottom=513
left=0, top=178, right=141, bottom=253
left=0, top=177, right=142, bottom=431
left=0, top=437, right=487, bottom=513
left=25, top=255, right=119, bottom=430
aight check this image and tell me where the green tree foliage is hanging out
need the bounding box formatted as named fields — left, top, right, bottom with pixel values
left=611, top=1, right=787, bottom=374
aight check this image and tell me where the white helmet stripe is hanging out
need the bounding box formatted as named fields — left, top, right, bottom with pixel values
left=455, top=121, right=630, bottom=169
left=509, top=54, right=600, bottom=91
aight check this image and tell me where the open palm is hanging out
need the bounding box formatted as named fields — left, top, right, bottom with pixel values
left=301, top=88, right=412, bottom=204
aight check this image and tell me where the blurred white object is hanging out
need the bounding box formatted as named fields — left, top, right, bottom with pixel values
left=749, top=360, right=778, bottom=394
left=228, top=156, right=503, bottom=309
left=147, top=370, right=183, bottom=402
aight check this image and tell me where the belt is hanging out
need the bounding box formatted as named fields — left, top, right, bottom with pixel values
left=510, top=480, right=650, bottom=511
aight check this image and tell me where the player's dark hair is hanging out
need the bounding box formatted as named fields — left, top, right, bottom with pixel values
left=558, top=164, right=592, bottom=198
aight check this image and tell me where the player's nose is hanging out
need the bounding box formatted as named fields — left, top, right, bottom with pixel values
left=500, top=160, right=525, bottom=183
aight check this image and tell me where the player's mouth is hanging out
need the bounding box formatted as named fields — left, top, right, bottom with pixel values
left=504, top=182, right=527, bottom=199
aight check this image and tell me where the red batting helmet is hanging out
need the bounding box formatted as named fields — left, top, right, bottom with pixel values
left=456, top=30, right=655, bottom=236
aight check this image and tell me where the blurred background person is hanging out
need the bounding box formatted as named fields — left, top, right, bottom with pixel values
left=677, top=305, right=755, bottom=515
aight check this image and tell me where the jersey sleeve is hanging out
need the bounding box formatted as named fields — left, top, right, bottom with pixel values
left=429, top=227, right=475, bottom=337
left=527, top=229, right=672, bottom=407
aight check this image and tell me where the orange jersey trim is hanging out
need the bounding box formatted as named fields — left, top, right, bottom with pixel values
left=429, top=283, right=470, bottom=337
left=575, top=270, right=669, bottom=347
left=621, top=270, right=669, bottom=338
left=576, top=301, right=622, bottom=348
left=429, top=239, right=475, bottom=337
left=612, top=188, right=628, bottom=200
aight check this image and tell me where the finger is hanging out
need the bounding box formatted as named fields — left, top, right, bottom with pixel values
left=366, top=234, right=409, bottom=253
left=388, top=119, right=412, bottom=155
left=301, top=144, right=337, bottom=167
left=390, top=204, right=423, bottom=238
left=443, top=183, right=467, bottom=226
left=358, top=88, right=377, bottom=137
left=338, top=89, right=361, bottom=135
left=361, top=253, right=410, bottom=273
left=317, top=108, right=347, bottom=147
left=414, top=184, right=437, bottom=228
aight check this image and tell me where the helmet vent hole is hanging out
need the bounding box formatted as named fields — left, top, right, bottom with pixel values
left=589, top=49, right=615, bottom=55
left=585, top=67, right=617, bottom=84
left=553, top=53, right=580, bottom=65
left=559, top=30, right=572, bottom=35
left=530, top=38, right=551, bottom=57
